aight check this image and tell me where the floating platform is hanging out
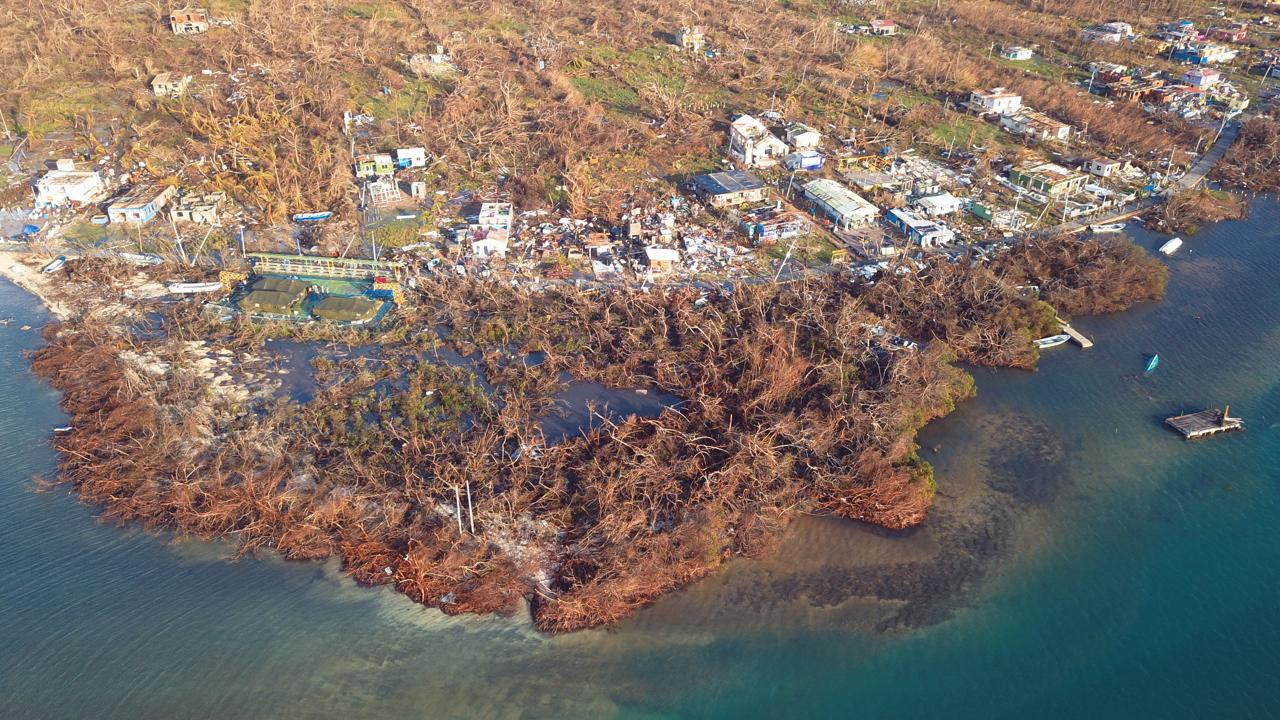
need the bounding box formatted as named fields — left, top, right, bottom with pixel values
left=1165, top=407, right=1243, bottom=440
left=1055, top=316, right=1093, bottom=349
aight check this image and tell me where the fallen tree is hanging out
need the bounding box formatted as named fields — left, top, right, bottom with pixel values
left=29, top=235, right=1166, bottom=631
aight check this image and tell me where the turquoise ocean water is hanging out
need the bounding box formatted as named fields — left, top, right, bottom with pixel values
left=0, top=202, right=1277, bottom=719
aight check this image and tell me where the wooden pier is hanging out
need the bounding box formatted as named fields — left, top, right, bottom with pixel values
left=1165, top=407, right=1244, bottom=440
left=1055, top=317, right=1093, bottom=349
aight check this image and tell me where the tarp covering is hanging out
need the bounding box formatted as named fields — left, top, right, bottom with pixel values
left=251, top=277, right=311, bottom=299
left=238, top=289, right=303, bottom=315
left=311, top=296, right=382, bottom=323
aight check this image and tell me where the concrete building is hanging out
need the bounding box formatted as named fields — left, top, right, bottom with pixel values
left=1173, top=42, right=1238, bottom=64
left=394, top=147, right=428, bottom=169
left=801, top=178, right=879, bottom=230
left=1009, top=162, right=1088, bottom=197
left=1000, top=46, right=1033, bottom=61
left=107, top=184, right=178, bottom=224
left=1001, top=108, right=1071, bottom=142
left=676, top=26, right=705, bottom=53
left=727, top=114, right=789, bottom=168
left=1084, top=157, right=1124, bottom=178
left=689, top=170, right=769, bottom=208
left=151, top=72, right=192, bottom=98
left=1183, top=67, right=1222, bottom=87
left=355, top=153, right=395, bottom=179
left=170, top=191, right=226, bottom=224
left=470, top=202, right=513, bottom=258
left=169, top=7, right=210, bottom=35
left=784, top=123, right=822, bottom=151
left=644, top=246, right=680, bottom=276
left=885, top=208, right=955, bottom=248
left=913, top=192, right=964, bottom=216
left=868, top=19, right=898, bottom=36
left=34, top=170, right=105, bottom=208
left=1083, top=21, right=1134, bottom=43
left=965, top=87, right=1023, bottom=117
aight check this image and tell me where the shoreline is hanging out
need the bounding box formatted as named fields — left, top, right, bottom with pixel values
left=0, top=254, right=73, bottom=321
left=9, top=236, right=1169, bottom=633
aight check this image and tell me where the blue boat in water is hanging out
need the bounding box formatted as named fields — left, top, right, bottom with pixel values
left=1145, top=354, right=1160, bottom=374
left=292, top=211, right=333, bottom=223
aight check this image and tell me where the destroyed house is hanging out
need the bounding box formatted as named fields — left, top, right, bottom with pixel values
left=170, top=7, right=209, bottom=34
left=151, top=72, right=192, bottom=98
left=1009, top=162, right=1088, bottom=196
left=1001, top=108, right=1071, bottom=142
left=170, top=191, right=225, bottom=224
left=676, top=26, right=705, bottom=52
left=965, top=87, right=1023, bottom=116
left=689, top=171, right=768, bottom=208
left=34, top=170, right=104, bottom=208
left=470, top=202, right=513, bottom=258
left=885, top=209, right=955, bottom=248
left=107, top=184, right=178, bottom=224
left=740, top=205, right=809, bottom=243
left=727, top=115, right=789, bottom=168
left=354, top=154, right=395, bottom=179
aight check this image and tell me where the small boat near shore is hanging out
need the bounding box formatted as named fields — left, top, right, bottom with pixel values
left=52, top=426, right=73, bottom=434
left=1090, top=222, right=1126, bottom=234
left=119, top=252, right=163, bottom=266
left=1159, top=237, right=1183, bottom=255
left=1034, top=334, right=1071, bottom=349
left=167, top=281, right=224, bottom=295
left=41, top=256, right=66, bottom=274
left=292, top=211, right=333, bottom=223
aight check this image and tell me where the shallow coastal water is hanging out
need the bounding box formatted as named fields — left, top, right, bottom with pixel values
left=1, top=202, right=1278, bottom=719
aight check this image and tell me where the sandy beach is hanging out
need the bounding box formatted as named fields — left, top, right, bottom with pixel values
left=0, top=254, right=73, bottom=321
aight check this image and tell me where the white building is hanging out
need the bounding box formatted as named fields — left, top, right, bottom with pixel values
left=784, top=123, right=822, bottom=151
left=1001, top=46, right=1034, bottom=61
left=34, top=170, right=105, bottom=208
left=885, top=208, right=956, bottom=248
left=644, top=246, right=680, bottom=276
left=801, top=179, right=879, bottom=230
left=913, top=192, right=964, bottom=216
left=728, top=114, right=789, bottom=168
left=470, top=202, right=513, bottom=258
left=1083, top=21, right=1134, bottom=43
left=394, top=147, right=428, bottom=168
left=1085, top=157, right=1123, bottom=178
left=965, top=87, right=1023, bottom=116
left=1183, top=67, right=1222, bottom=87
left=1001, top=108, right=1071, bottom=142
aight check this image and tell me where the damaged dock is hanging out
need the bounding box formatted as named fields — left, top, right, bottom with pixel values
left=1165, top=406, right=1244, bottom=440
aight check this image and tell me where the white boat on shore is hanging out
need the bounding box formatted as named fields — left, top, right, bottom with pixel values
left=167, top=281, right=224, bottom=294
left=41, top=256, right=66, bottom=274
left=1090, top=223, right=1126, bottom=234
left=1034, top=334, right=1071, bottom=349
left=1159, top=237, right=1183, bottom=255
left=119, top=252, right=163, bottom=266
